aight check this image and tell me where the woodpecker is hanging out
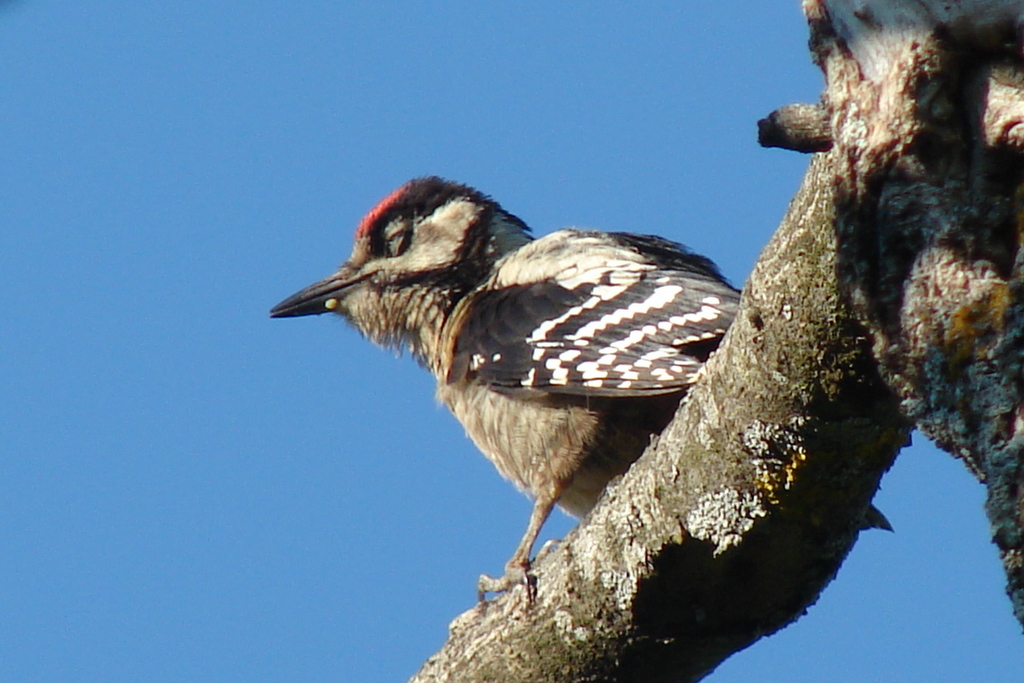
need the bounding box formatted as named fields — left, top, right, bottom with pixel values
left=270, top=177, right=741, bottom=599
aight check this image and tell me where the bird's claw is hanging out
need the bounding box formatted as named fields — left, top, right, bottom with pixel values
left=477, top=561, right=536, bottom=602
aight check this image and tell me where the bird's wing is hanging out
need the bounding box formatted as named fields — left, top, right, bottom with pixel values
left=449, top=241, right=739, bottom=397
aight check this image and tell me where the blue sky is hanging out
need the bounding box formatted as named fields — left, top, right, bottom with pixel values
left=1, top=2, right=1021, bottom=681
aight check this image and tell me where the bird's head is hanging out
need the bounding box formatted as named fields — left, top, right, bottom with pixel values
left=270, top=176, right=532, bottom=361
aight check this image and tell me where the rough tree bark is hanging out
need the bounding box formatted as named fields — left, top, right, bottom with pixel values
left=808, top=0, right=1024, bottom=626
left=410, top=151, right=908, bottom=683
left=410, top=1, right=1024, bottom=680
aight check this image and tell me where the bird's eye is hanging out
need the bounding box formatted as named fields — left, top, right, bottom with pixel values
left=384, top=225, right=411, bottom=257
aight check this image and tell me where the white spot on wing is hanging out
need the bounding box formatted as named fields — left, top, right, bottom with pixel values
left=570, top=284, right=683, bottom=341
left=557, top=261, right=648, bottom=291
left=640, top=348, right=675, bottom=362
left=527, top=296, right=604, bottom=342
left=590, top=284, right=630, bottom=301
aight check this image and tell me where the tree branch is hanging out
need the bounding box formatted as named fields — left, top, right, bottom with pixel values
left=806, top=0, right=1024, bottom=627
left=411, top=1, right=1024, bottom=678
left=758, top=103, right=833, bottom=153
left=409, top=151, right=908, bottom=682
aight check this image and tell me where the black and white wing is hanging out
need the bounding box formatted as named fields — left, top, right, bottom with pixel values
left=448, top=231, right=740, bottom=397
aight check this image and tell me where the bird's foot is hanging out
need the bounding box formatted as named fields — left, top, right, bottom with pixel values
left=477, top=559, right=536, bottom=603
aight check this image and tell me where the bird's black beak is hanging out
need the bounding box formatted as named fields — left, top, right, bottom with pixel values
left=269, top=271, right=361, bottom=318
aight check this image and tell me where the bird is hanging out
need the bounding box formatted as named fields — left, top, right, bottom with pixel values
left=270, top=177, right=741, bottom=599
